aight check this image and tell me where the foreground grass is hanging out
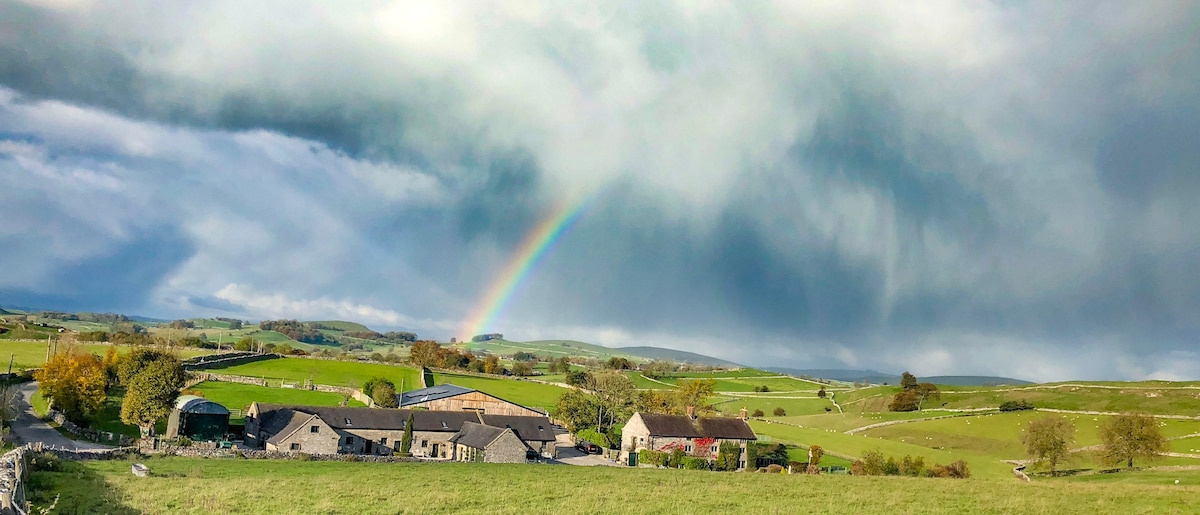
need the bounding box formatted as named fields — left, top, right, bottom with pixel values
left=26, top=457, right=1198, bottom=514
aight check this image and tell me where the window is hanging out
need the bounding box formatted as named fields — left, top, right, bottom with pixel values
left=421, top=440, right=428, bottom=448
left=711, top=446, right=718, bottom=453
left=344, top=418, right=352, bottom=425
left=345, top=436, right=354, bottom=445
left=394, top=441, right=402, bottom=452
left=685, top=445, right=692, bottom=452
left=380, top=438, right=387, bottom=445
left=441, top=421, right=448, bottom=429
left=290, top=443, right=301, bottom=451
left=310, top=425, right=320, bottom=433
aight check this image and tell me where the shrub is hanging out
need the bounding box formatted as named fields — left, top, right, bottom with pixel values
left=788, top=461, right=806, bottom=473
left=765, top=464, right=785, bottom=474
left=177, top=436, right=192, bottom=448
left=850, top=460, right=866, bottom=475
left=715, top=442, right=741, bottom=471
left=883, top=456, right=900, bottom=476
left=751, top=409, right=764, bottom=417
left=753, top=385, right=770, bottom=392
left=860, top=450, right=886, bottom=476
left=928, top=460, right=971, bottom=479
left=899, top=455, right=926, bottom=477
left=670, top=448, right=686, bottom=468
left=681, top=457, right=710, bottom=470
left=27, top=452, right=65, bottom=472
left=1000, top=399, right=1034, bottom=412
left=772, top=407, right=786, bottom=416
left=806, top=464, right=821, bottom=474
left=639, top=450, right=668, bottom=467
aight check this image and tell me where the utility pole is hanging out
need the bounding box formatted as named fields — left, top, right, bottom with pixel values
left=7, top=353, right=13, bottom=375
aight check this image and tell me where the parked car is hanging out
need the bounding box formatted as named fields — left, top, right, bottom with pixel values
left=575, top=440, right=602, bottom=454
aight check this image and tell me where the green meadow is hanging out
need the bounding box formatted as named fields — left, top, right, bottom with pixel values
left=26, top=457, right=1200, bottom=514
left=0, top=340, right=214, bottom=371
left=185, top=381, right=365, bottom=421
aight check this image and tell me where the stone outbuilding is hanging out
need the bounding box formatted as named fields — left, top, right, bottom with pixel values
left=450, top=422, right=531, bottom=463
left=165, top=395, right=231, bottom=441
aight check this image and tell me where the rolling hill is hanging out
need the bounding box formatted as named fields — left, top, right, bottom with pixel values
left=617, top=346, right=740, bottom=366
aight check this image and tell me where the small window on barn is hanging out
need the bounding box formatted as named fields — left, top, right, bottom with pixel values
left=345, top=418, right=352, bottom=425
left=290, top=443, right=301, bottom=451
left=441, top=421, right=448, bottom=429
left=394, top=441, right=402, bottom=451
left=345, top=436, right=354, bottom=445
left=685, top=445, right=692, bottom=452
left=310, top=425, right=319, bottom=433
left=380, top=438, right=387, bottom=445
left=421, top=440, right=428, bottom=447
left=712, top=446, right=718, bottom=453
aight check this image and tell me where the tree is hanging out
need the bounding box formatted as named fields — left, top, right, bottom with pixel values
left=409, top=340, right=442, bottom=368
left=512, top=362, right=534, bottom=377
left=120, top=355, right=187, bottom=436
left=564, top=370, right=591, bottom=387
left=1099, top=413, right=1167, bottom=469
left=371, top=381, right=398, bottom=408
left=900, top=371, right=918, bottom=390
left=772, top=407, right=786, bottom=416
left=589, top=372, right=637, bottom=432
left=606, top=357, right=632, bottom=370
left=808, top=444, right=824, bottom=467
left=35, top=349, right=108, bottom=423
left=400, top=412, right=414, bottom=454
left=888, top=390, right=920, bottom=411
left=118, top=348, right=179, bottom=386
left=234, top=337, right=256, bottom=352
left=817, top=387, right=827, bottom=399
left=228, top=319, right=243, bottom=330
left=914, top=383, right=940, bottom=409
left=676, top=379, right=716, bottom=413
left=1022, top=415, right=1075, bottom=474
left=482, top=355, right=502, bottom=375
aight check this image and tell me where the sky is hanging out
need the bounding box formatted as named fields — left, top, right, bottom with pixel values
left=1, top=1, right=1198, bottom=381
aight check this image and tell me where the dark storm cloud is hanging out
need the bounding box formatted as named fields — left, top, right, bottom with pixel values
left=2, top=1, right=1199, bottom=380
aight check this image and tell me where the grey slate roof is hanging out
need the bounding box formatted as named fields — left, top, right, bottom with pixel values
left=265, top=412, right=316, bottom=445
left=254, top=404, right=480, bottom=432
left=480, top=414, right=555, bottom=442
left=638, top=413, right=756, bottom=440
left=451, top=422, right=510, bottom=450
left=398, top=384, right=476, bottom=407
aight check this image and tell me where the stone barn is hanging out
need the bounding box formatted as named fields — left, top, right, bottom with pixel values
left=398, top=384, right=546, bottom=416
left=166, top=395, right=231, bottom=441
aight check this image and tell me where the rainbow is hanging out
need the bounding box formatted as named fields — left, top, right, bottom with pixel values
left=458, top=195, right=596, bottom=340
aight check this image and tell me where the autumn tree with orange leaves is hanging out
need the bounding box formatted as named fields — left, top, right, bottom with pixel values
left=35, top=348, right=108, bottom=423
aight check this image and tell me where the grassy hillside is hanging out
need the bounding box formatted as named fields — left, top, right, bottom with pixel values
left=0, top=341, right=215, bottom=370
left=459, top=339, right=648, bottom=362
left=28, top=457, right=1200, bottom=514
left=617, top=346, right=739, bottom=366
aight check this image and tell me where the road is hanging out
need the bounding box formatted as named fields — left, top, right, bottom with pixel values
left=8, top=381, right=111, bottom=450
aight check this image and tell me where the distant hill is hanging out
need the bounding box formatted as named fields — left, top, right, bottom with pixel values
left=768, top=368, right=900, bottom=384
left=310, top=320, right=374, bottom=333
left=617, top=346, right=740, bottom=367
left=0, top=307, right=10, bottom=316
left=767, top=368, right=1031, bottom=386
left=923, top=375, right=1032, bottom=386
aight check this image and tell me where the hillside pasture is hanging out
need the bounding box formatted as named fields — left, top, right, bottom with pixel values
left=934, top=384, right=1200, bottom=415
left=712, top=396, right=837, bottom=418
left=208, top=357, right=423, bottom=392
left=0, top=341, right=215, bottom=371
left=26, top=457, right=1200, bottom=514
left=185, top=381, right=365, bottom=421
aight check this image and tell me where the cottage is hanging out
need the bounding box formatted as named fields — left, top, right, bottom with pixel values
left=245, top=403, right=556, bottom=459
left=450, top=422, right=531, bottom=463
left=398, top=383, right=545, bottom=416
left=620, top=409, right=756, bottom=468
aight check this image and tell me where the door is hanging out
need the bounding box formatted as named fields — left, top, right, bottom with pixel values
left=628, top=452, right=638, bottom=467
left=364, top=441, right=373, bottom=454
left=432, top=443, right=440, bottom=457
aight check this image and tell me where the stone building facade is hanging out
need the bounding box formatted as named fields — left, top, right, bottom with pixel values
left=620, top=411, right=756, bottom=469
left=451, top=422, right=531, bottom=463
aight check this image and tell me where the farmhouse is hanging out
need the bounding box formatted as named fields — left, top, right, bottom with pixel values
left=244, top=403, right=556, bottom=459
left=620, top=409, right=756, bottom=468
left=398, top=383, right=545, bottom=416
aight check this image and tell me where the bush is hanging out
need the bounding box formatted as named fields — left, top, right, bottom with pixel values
left=27, top=452, right=65, bottom=472
left=751, top=409, right=764, bottom=417
left=899, top=455, right=926, bottom=477
left=927, top=460, right=971, bottom=479
left=670, top=448, right=686, bottom=468
left=772, top=407, right=786, bottom=416
left=882, top=456, right=900, bottom=476
left=999, top=399, right=1034, bottom=411
left=860, top=450, right=886, bottom=476
left=681, top=457, right=710, bottom=470
left=788, top=461, right=806, bottom=473
left=765, top=464, right=785, bottom=474
left=639, top=449, right=668, bottom=467
left=715, top=442, right=741, bottom=471
left=850, top=460, right=866, bottom=475
left=177, top=436, right=192, bottom=448
left=753, top=385, right=770, bottom=392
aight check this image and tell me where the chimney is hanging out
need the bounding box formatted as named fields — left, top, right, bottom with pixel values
left=739, top=407, right=748, bottom=420
left=686, top=405, right=695, bottom=419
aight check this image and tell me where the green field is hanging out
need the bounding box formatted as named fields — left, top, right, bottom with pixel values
left=185, top=381, right=365, bottom=421
left=713, top=395, right=837, bottom=418
left=26, top=457, right=1200, bottom=514
left=458, top=339, right=649, bottom=363
left=431, top=372, right=568, bottom=411
left=0, top=341, right=215, bottom=371
left=208, top=357, right=424, bottom=391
